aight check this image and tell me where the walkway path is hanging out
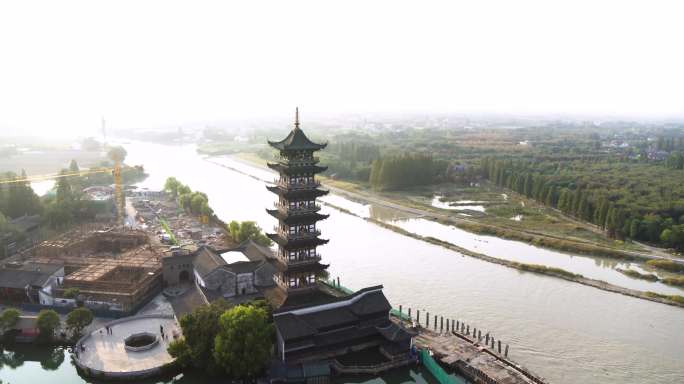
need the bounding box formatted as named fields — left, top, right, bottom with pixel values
left=75, top=315, right=179, bottom=379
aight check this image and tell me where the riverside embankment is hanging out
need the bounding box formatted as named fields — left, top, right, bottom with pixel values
left=120, top=142, right=684, bottom=384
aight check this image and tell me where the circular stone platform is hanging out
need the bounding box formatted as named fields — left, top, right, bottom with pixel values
left=74, top=315, right=180, bottom=380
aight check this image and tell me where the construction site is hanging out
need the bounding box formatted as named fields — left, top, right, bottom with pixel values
left=7, top=226, right=163, bottom=313
left=0, top=184, right=235, bottom=315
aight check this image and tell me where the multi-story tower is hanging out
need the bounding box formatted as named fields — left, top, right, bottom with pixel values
left=266, top=108, right=330, bottom=295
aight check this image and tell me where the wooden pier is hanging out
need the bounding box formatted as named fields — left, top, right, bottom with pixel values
left=413, top=327, right=548, bottom=384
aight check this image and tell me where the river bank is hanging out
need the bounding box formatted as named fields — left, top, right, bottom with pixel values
left=215, top=153, right=684, bottom=304
left=118, top=142, right=684, bottom=384
left=233, top=152, right=678, bottom=263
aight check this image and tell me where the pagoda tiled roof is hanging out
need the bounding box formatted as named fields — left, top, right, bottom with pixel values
left=268, top=128, right=327, bottom=151
left=272, top=259, right=329, bottom=273
left=267, top=162, right=328, bottom=174
left=266, top=233, right=329, bottom=249
left=266, top=185, right=329, bottom=199
left=266, top=209, right=329, bottom=224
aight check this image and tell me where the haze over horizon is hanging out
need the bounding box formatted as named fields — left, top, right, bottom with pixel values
left=1, top=0, right=682, bottom=137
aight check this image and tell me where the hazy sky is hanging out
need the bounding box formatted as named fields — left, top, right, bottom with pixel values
left=0, top=0, right=682, bottom=136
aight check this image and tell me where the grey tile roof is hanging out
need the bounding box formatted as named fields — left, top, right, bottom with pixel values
left=268, top=128, right=327, bottom=151
left=192, top=246, right=227, bottom=277
left=274, top=286, right=392, bottom=342
left=0, top=269, right=53, bottom=289
left=225, top=260, right=263, bottom=275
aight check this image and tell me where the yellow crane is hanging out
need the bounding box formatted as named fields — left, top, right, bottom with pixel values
left=0, top=166, right=125, bottom=227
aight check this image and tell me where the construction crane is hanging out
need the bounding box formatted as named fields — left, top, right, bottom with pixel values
left=0, top=166, right=126, bottom=227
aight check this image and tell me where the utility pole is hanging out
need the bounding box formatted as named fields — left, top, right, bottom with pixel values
left=101, top=116, right=107, bottom=147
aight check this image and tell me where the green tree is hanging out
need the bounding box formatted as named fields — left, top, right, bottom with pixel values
left=36, top=309, right=60, bottom=339
left=200, top=202, right=214, bottom=217
left=178, top=184, right=191, bottom=196
left=63, top=288, right=80, bottom=299
left=66, top=308, right=93, bottom=338
left=228, top=221, right=272, bottom=246
left=168, top=338, right=193, bottom=367
left=44, top=202, right=72, bottom=229
left=164, top=177, right=181, bottom=199
left=168, top=300, right=230, bottom=375
left=179, top=193, right=193, bottom=210
left=190, top=193, right=208, bottom=214
left=107, top=146, right=127, bottom=163
left=55, top=170, right=74, bottom=204
left=213, top=304, right=273, bottom=379
left=0, top=308, right=20, bottom=332
left=40, top=347, right=65, bottom=371
left=68, top=159, right=80, bottom=173
left=629, top=219, right=641, bottom=239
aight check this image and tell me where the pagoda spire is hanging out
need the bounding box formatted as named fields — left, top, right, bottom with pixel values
left=294, top=107, right=300, bottom=130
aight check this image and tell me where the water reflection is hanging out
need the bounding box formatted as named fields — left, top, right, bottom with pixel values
left=30, top=180, right=55, bottom=196
left=431, top=196, right=485, bottom=212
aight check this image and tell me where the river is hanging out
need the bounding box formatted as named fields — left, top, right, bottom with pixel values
left=3, top=141, right=684, bottom=384
left=127, top=142, right=684, bottom=384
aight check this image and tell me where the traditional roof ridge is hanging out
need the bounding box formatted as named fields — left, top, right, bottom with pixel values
left=267, top=163, right=328, bottom=174
left=273, top=285, right=385, bottom=315
left=266, top=210, right=329, bottom=226
left=266, top=185, right=330, bottom=199
left=266, top=233, right=329, bottom=248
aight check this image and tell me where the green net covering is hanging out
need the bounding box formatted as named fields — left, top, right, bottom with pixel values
left=390, top=308, right=412, bottom=321
left=419, top=349, right=456, bottom=384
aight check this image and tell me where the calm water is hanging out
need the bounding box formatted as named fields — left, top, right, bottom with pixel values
left=0, top=347, right=456, bottom=384
left=3, top=142, right=683, bottom=384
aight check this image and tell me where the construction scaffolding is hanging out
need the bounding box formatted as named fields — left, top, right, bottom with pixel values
left=11, top=227, right=163, bottom=312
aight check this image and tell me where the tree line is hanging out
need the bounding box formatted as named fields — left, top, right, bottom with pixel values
left=369, top=154, right=438, bottom=190
left=665, top=152, right=684, bottom=170
left=1, top=306, right=93, bottom=343
left=323, top=141, right=381, bottom=181
left=481, top=157, right=684, bottom=250
left=1, top=147, right=148, bottom=257
left=164, top=177, right=214, bottom=218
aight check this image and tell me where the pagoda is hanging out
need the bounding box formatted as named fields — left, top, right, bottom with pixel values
left=264, top=110, right=416, bottom=370
left=266, top=108, right=330, bottom=297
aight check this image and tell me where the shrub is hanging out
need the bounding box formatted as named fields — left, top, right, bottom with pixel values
left=645, top=260, right=684, bottom=273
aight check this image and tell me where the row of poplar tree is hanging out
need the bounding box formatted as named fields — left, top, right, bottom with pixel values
left=481, top=157, right=684, bottom=249
left=369, top=154, right=435, bottom=191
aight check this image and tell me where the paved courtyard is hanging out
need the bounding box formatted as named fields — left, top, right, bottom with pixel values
left=76, top=315, right=179, bottom=376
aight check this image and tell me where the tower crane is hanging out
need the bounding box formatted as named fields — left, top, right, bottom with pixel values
left=0, top=165, right=126, bottom=227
